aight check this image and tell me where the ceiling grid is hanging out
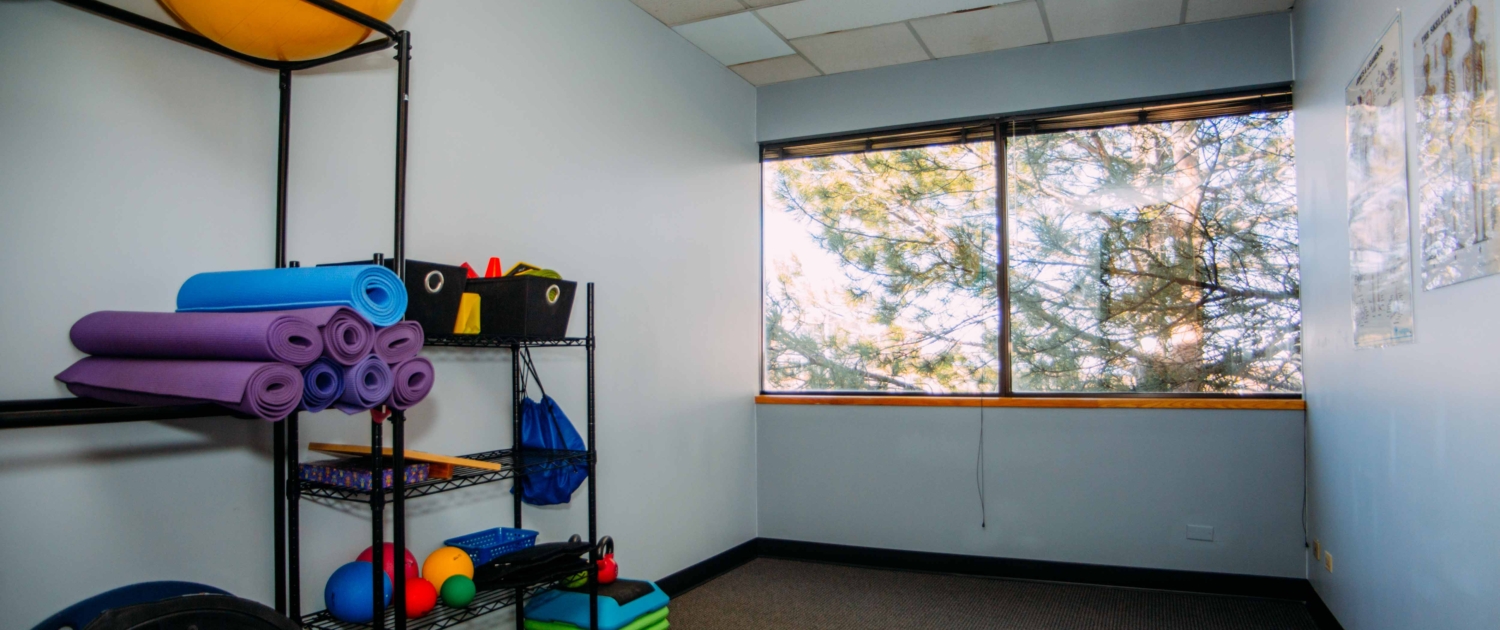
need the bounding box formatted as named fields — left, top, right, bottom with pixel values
left=630, top=0, right=1295, bottom=86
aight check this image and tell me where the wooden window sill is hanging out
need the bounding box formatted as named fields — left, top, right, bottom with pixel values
left=754, top=395, right=1305, bottom=411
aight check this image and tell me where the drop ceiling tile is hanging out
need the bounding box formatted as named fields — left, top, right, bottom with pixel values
left=675, top=12, right=796, bottom=66
left=742, top=0, right=799, bottom=7
left=1043, top=0, right=1183, bottom=41
left=631, top=0, right=746, bottom=26
left=759, top=0, right=999, bottom=40
left=1186, top=0, right=1295, bottom=22
left=911, top=2, right=1050, bottom=58
left=730, top=55, right=823, bottom=85
left=791, top=23, right=931, bottom=75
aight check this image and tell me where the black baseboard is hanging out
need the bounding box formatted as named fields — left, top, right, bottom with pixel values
left=661, top=537, right=1344, bottom=630
left=657, top=539, right=758, bottom=597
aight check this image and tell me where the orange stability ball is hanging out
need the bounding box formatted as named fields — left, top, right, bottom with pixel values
left=159, top=0, right=404, bottom=62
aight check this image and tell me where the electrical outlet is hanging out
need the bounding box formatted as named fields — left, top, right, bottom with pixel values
left=1313, top=540, right=1322, bottom=560
left=1186, top=525, right=1215, bottom=542
left=1323, top=551, right=1334, bottom=572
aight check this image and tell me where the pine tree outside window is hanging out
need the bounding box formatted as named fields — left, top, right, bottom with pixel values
left=761, top=92, right=1300, bottom=396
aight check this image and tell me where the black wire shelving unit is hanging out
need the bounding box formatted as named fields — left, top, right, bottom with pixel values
left=290, top=284, right=601, bottom=630
left=1, top=2, right=601, bottom=630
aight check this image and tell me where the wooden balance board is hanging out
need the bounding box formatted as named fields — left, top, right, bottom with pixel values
left=308, top=442, right=502, bottom=478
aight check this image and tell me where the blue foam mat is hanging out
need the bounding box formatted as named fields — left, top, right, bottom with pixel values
left=177, top=266, right=407, bottom=327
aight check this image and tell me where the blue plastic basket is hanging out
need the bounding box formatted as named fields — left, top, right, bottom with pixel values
left=444, top=527, right=539, bottom=565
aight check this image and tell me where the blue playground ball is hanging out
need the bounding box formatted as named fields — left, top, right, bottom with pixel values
left=325, top=561, right=393, bottom=623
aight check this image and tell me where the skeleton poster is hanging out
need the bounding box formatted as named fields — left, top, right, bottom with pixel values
left=1414, top=0, right=1500, bottom=289
left=1348, top=17, right=1416, bottom=347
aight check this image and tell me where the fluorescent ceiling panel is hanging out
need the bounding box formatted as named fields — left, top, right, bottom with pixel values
left=742, top=0, right=799, bottom=7
left=1186, top=0, right=1295, bottom=22
left=791, top=23, right=931, bottom=75
left=730, top=54, right=823, bottom=85
left=759, top=0, right=1000, bottom=40
left=910, top=2, right=1049, bottom=58
left=1044, top=0, right=1183, bottom=41
left=675, top=12, right=796, bottom=66
left=630, top=0, right=746, bottom=27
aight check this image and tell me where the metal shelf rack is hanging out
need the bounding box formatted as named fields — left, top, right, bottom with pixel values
left=289, top=284, right=601, bottom=630
left=2, top=3, right=602, bottom=629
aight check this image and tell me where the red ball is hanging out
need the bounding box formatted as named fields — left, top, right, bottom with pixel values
left=404, top=577, right=438, bottom=618
left=357, top=543, right=420, bottom=583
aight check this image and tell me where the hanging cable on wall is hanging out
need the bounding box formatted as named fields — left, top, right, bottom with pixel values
left=977, top=406, right=987, bottom=529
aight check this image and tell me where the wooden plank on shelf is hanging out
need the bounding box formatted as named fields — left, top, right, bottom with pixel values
left=308, top=442, right=503, bottom=471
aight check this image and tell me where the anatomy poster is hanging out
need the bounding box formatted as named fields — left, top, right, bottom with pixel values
left=1348, top=17, right=1416, bottom=347
left=1414, top=0, right=1500, bottom=289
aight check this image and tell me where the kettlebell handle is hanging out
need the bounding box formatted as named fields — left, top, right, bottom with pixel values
left=597, top=536, right=614, bottom=557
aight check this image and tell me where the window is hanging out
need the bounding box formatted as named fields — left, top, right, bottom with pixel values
left=762, top=91, right=1300, bottom=396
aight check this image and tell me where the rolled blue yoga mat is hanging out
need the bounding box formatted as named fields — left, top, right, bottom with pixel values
left=336, top=355, right=393, bottom=414
left=176, top=266, right=407, bottom=327
left=300, top=358, right=345, bottom=413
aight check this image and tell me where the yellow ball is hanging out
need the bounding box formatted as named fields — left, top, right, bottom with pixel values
left=422, top=547, right=474, bottom=592
left=159, top=0, right=404, bottom=62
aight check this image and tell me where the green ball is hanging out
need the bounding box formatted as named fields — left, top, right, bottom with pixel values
left=440, top=575, right=476, bottom=608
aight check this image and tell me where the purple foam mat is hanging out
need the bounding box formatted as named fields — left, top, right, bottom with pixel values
left=300, top=358, right=345, bottom=413
left=57, top=357, right=303, bottom=420
left=70, top=311, right=324, bottom=367
left=271, top=306, right=374, bottom=366
left=374, top=321, right=424, bottom=364
left=336, top=355, right=393, bottom=414
left=386, top=358, right=434, bottom=410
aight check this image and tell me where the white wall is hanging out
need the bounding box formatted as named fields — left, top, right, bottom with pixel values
left=759, top=405, right=1308, bottom=578
left=757, top=12, right=1295, bottom=142
left=1293, top=0, right=1500, bottom=628
left=284, top=0, right=762, bottom=616
left=0, top=2, right=281, bottom=626
left=0, top=0, right=761, bottom=626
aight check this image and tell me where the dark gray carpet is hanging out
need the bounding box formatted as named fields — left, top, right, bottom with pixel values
left=669, top=559, right=1319, bottom=629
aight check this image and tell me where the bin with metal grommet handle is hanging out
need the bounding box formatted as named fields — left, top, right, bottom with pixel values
left=465, top=275, right=576, bottom=338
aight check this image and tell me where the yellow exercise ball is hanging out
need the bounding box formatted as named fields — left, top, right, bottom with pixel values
left=159, top=0, right=404, bottom=62
left=421, top=547, right=474, bottom=592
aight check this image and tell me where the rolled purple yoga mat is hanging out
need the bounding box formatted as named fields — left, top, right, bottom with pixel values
left=386, top=358, right=434, bottom=410
left=70, top=311, right=324, bottom=367
left=56, top=357, right=302, bottom=420
left=300, top=358, right=345, bottom=413
left=271, top=306, right=374, bottom=366
left=373, top=321, right=424, bottom=365
left=336, top=355, right=393, bottom=414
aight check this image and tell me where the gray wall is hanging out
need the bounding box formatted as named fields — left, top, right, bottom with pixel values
left=0, top=0, right=760, bottom=626
left=757, top=12, right=1295, bottom=142
left=758, top=404, right=1308, bottom=578
left=1293, top=0, right=1500, bottom=628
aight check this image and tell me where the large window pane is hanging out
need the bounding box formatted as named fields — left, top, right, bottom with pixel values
left=763, top=143, right=998, bottom=393
left=1007, top=113, right=1301, bottom=394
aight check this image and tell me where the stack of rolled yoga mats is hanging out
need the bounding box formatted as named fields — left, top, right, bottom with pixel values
left=54, top=265, right=435, bottom=421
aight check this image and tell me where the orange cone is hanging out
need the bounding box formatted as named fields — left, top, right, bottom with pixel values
left=484, top=257, right=503, bottom=278
left=459, top=263, right=478, bottom=279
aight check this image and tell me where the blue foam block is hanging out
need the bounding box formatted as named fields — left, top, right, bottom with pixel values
left=525, top=581, right=669, bottom=630
left=177, top=266, right=407, bottom=327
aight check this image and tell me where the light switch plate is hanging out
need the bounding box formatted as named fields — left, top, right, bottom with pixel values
left=1187, top=524, right=1215, bottom=542
left=1324, top=551, right=1334, bottom=572
left=1313, top=540, right=1322, bottom=560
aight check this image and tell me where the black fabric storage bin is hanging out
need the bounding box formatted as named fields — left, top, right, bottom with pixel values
left=400, top=260, right=469, bottom=336
left=466, top=276, right=576, bottom=338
